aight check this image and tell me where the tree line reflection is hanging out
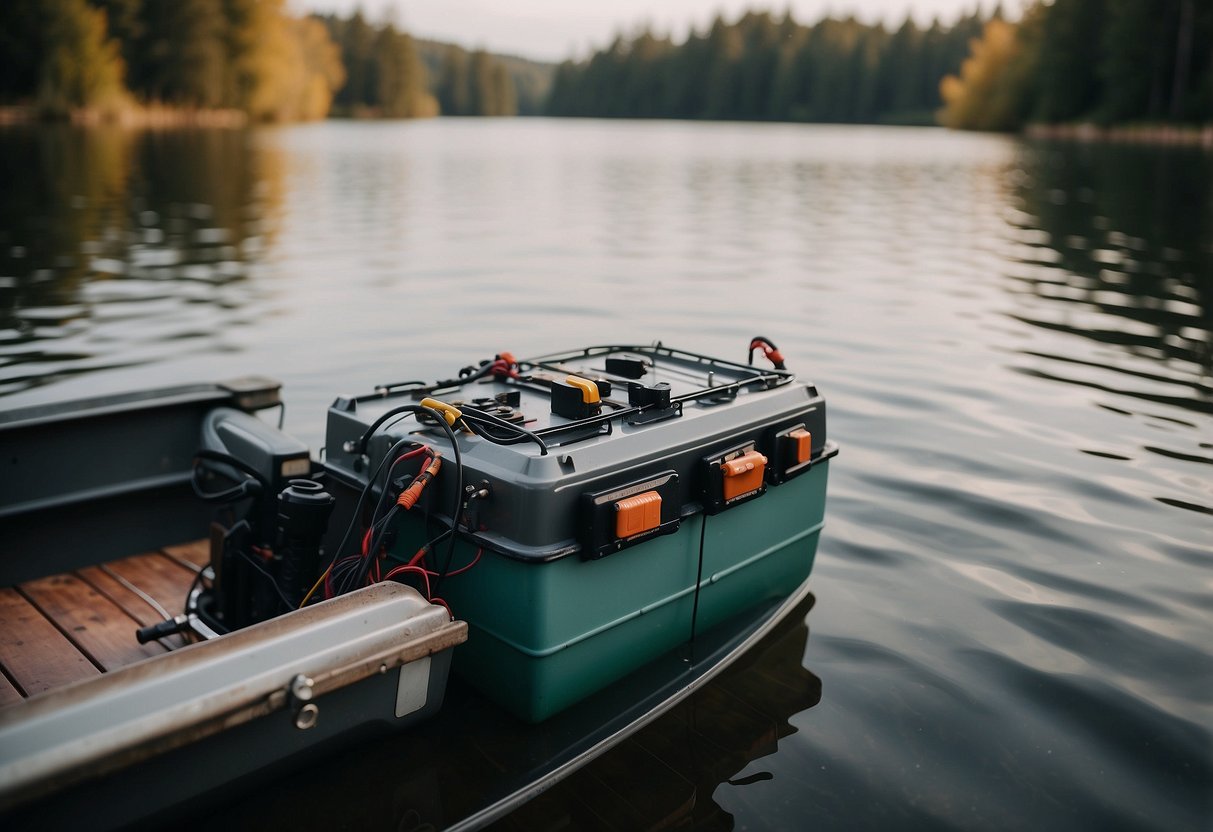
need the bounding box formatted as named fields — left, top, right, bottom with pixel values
left=1007, top=141, right=1212, bottom=415
left=0, top=126, right=282, bottom=394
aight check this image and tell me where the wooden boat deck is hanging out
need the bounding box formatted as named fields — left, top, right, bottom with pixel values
left=0, top=541, right=209, bottom=707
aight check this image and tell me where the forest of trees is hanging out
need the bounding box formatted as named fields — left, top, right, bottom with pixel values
left=545, top=10, right=988, bottom=124
left=548, top=2, right=1212, bottom=130
left=416, top=40, right=554, bottom=116
left=940, top=0, right=1212, bottom=130
left=2, top=2, right=1208, bottom=130
left=0, top=1, right=521, bottom=120
left=0, top=0, right=344, bottom=120
left=316, top=12, right=434, bottom=118
left=429, top=44, right=517, bottom=117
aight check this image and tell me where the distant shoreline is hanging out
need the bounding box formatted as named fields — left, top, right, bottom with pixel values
left=1024, top=122, right=1213, bottom=149
left=0, top=105, right=248, bottom=129
left=4, top=105, right=1212, bottom=150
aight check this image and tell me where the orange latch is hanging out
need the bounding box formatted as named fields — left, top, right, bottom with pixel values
left=721, top=450, right=767, bottom=501
left=565, top=375, right=601, bottom=404
left=615, top=490, right=662, bottom=539
left=788, top=427, right=812, bottom=464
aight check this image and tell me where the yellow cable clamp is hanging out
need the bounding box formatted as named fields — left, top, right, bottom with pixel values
left=564, top=375, right=600, bottom=404
left=419, top=397, right=463, bottom=425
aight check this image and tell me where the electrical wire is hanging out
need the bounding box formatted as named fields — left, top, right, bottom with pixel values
left=99, top=564, right=174, bottom=622
left=299, top=567, right=327, bottom=609
left=459, top=407, right=549, bottom=455
left=444, top=547, right=482, bottom=577
left=323, top=404, right=463, bottom=602
left=748, top=335, right=786, bottom=370
left=324, top=433, right=422, bottom=593
left=238, top=547, right=295, bottom=613
left=190, top=448, right=266, bottom=503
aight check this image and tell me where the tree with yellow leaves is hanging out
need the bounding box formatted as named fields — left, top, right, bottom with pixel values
left=939, top=16, right=1039, bottom=131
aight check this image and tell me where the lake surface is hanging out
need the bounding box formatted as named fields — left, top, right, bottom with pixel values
left=1, top=119, right=1210, bottom=830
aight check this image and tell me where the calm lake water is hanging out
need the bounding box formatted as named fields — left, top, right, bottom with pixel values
left=1, top=119, right=1210, bottom=830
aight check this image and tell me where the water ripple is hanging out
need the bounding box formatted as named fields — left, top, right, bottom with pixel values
left=2, top=121, right=1210, bottom=832
left=962, top=649, right=1212, bottom=830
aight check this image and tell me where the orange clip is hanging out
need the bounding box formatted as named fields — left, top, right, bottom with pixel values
left=788, top=427, right=812, bottom=464
left=721, top=450, right=767, bottom=501
left=398, top=456, right=442, bottom=510
left=615, top=490, right=662, bottom=539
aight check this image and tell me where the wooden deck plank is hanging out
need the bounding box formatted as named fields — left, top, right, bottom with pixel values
left=20, top=574, right=167, bottom=671
left=0, top=588, right=99, bottom=695
left=101, top=552, right=199, bottom=616
left=0, top=669, right=23, bottom=706
left=77, top=566, right=188, bottom=650
left=162, top=539, right=210, bottom=570
left=77, top=566, right=164, bottom=628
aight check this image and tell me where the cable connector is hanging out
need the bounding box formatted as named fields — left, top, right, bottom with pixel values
left=748, top=336, right=786, bottom=370
left=397, top=455, right=442, bottom=510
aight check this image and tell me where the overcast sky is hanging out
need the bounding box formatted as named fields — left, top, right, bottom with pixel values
left=301, top=1, right=1023, bottom=62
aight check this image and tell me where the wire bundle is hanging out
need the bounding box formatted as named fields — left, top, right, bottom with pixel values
left=301, top=404, right=473, bottom=613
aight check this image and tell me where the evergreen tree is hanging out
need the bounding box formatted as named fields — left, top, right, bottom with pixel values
left=1099, top=0, right=1173, bottom=122
left=490, top=63, right=517, bottom=116
left=438, top=45, right=471, bottom=115
left=1032, top=0, right=1104, bottom=122
left=140, top=0, right=227, bottom=106
left=37, top=0, right=127, bottom=115
left=374, top=25, right=431, bottom=117
left=876, top=18, right=927, bottom=121
left=330, top=11, right=376, bottom=111
left=94, top=0, right=144, bottom=82
left=0, top=1, right=48, bottom=102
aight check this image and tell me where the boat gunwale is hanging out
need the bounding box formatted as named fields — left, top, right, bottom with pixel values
left=0, top=583, right=466, bottom=812
left=445, top=575, right=817, bottom=831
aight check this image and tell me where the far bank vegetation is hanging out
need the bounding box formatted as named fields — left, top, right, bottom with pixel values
left=940, top=0, right=1211, bottom=131
left=0, top=0, right=523, bottom=123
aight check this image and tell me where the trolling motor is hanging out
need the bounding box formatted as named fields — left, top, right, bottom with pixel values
left=276, top=479, right=336, bottom=607
left=170, top=408, right=335, bottom=636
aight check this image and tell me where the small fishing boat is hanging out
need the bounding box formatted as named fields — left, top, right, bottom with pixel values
left=0, top=339, right=836, bottom=829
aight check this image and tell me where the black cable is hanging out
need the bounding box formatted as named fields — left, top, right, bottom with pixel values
left=748, top=335, right=786, bottom=370
left=433, top=491, right=481, bottom=594
left=326, top=434, right=419, bottom=588
left=370, top=447, right=427, bottom=530
left=191, top=449, right=266, bottom=503
left=360, top=505, right=401, bottom=585
left=363, top=419, right=458, bottom=589
left=354, top=362, right=499, bottom=455
left=688, top=513, right=709, bottom=657
left=339, top=405, right=463, bottom=594
left=460, top=408, right=548, bottom=455
left=354, top=406, right=429, bottom=456
left=238, top=547, right=294, bottom=612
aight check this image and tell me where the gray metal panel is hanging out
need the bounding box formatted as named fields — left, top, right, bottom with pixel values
left=0, top=380, right=284, bottom=581
left=0, top=582, right=465, bottom=810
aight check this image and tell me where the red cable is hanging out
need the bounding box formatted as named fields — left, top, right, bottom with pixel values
left=445, top=547, right=483, bottom=577
left=383, top=564, right=433, bottom=598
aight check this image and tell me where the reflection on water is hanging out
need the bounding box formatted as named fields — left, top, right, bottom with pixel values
left=1007, top=142, right=1212, bottom=413
left=492, top=597, right=821, bottom=831
left=0, top=126, right=282, bottom=396
left=1004, top=142, right=1213, bottom=521
left=1, top=121, right=1211, bottom=830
